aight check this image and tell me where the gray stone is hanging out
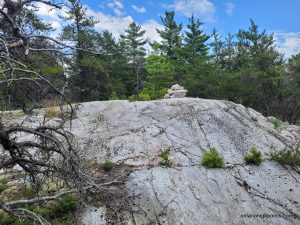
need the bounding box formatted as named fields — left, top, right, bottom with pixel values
left=80, top=206, right=107, bottom=225
left=3, top=98, right=300, bottom=225
left=164, top=84, right=187, bottom=99
left=70, top=99, right=299, bottom=225
left=6, top=179, right=23, bottom=186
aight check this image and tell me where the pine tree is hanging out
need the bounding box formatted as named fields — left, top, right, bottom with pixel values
left=210, top=28, right=224, bottom=63
left=184, top=15, right=210, bottom=63
left=235, top=20, right=284, bottom=114
left=61, top=0, right=97, bottom=56
left=219, top=33, right=235, bottom=71
left=60, top=0, right=97, bottom=101
left=121, top=22, right=147, bottom=93
left=156, top=11, right=183, bottom=60
left=144, top=54, right=174, bottom=99
left=281, top=53, right=300, bottom=123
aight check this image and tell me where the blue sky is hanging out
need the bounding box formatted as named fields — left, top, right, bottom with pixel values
left=37, top=0, right=300, bottom=58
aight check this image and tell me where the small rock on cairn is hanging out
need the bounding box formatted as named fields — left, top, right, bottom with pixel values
left=164, top=84, right=187, bottom=99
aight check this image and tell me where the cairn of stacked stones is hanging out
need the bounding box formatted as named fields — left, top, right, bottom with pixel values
left=164, top=84, right=187, bottom=99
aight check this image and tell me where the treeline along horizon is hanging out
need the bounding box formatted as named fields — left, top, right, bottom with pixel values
left=0, top=0, right=299, bottom=124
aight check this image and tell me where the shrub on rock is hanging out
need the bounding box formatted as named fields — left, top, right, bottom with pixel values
left=102, top=160, right=113, bottom=171
left=201, top=148, right=224, bottom=168
left=244, top=148, right=263, bottom=165
left=159, top=148, right=173, bottom=168
left=271, top=147, right=300, bottom=166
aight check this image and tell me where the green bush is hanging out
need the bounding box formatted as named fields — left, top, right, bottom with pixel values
left=0, top=195, right=77, bottom=225
left=102, top=160, right=113, bottom=171
left=271, top=147, right=300, bottom=166
left=51, top=195, right=77, bottom=216
left=271, top=118, right=281, bottom=129
left=0, top=183, right=8, bottom=193
left=138, top=93, right=151, bottom=101
left=158, top=88, right=168, bottom=98
left=201, top=148, right=224, bottom=168
left=128, top=93, right=151, bottom=102
left=159, top=148, right=172, bottom=167
left=244, top=148, right=263, bottom=165
left=109, top=91, right=119, bottom=100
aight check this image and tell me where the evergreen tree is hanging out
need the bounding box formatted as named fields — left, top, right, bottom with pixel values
left=121, top=22, right=147, bottom=93
left=219, top=33, right=236, bottom=71
left=60, top=0, right=97, bottom=101
left=210, top=28, right=224, bottom=63
left=184, top=15, right=210, bottom=63
left=156, top=11, right=183, bottom=60
left=144, top=54, right=174, bottom=99
left=234, top=20, right=284, bottom=114
left=0, top=7, right=64, bottom=110
left=281, top=53, right=300, bottom=123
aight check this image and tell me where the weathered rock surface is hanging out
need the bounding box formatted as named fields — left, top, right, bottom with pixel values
left=164, top=84, right=187, bottom=99
left=72, top=98, right=300, bottom=225
left=3, top=98, right=300, bottom=225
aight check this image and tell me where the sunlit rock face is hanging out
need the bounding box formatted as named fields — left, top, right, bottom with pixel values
left=5, top=98, right=299, bottom=225
left=74, top=98, right=299, bottom=225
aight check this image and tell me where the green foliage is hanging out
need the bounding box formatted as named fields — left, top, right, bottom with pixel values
left=0, top=195, right=77, bottom=225
left=145, top=54, right=174, bottom=96
left=51, top=195, right=78, bottom=216
left=281, top=53, right=300, bottom=124
left=271, top=147, right=300, bottom=166
left=271, top=118, right=281, bottom=129
left=109, top=91, right=119, bottom=100
left=0, top=183, right=8, bottom=193
left=244, top=148, right=263, bottom=165
left=121, top=21, right=147, bottom=58
left=183, top=15, right=210, bottom=63
left=120, top=22, right=147, bottom=96
left=102, top=160, right=113, bottom=171
left=138, top=93, right=151, bottom=101
left=156, top=11, right=183, bottom=59
left=56, top=220, right=74, bottom=225
left=134, top=87, right=168, bottom=100
left=159, top=148, right=173, bottom=167
left=0, top=213, right=39, bottom=225
left=128, top=92, right=151, bottom=102
left=159, top=88, right=169, bottom=98
left=201, top=148, right=224, bottom=168
left=3, top=6, right=298, bottom=126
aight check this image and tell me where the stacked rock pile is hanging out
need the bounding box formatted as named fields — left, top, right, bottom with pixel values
left=164, top=84, right=187, bottom=99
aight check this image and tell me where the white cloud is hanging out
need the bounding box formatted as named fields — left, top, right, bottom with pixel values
left=141, top=19, right=163, bottom=43
left=86, top=7, right=132, bottom=38
left=27, top=3, right=163, bottom=46
left=225, top=2, right=235, bottom=16
left=107, top=0, right=124, bottom=16
left=274, top=31, right=300, bottom=58
left=132, top=5, right=147, bottom=14
left=172, top=0, right=216, bottom=22
left=86, top=8, right=163, bottom=43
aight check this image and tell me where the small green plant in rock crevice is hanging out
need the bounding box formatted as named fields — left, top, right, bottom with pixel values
left=271, top=146, right=300, bottom=167
left=159, top=148, right=173, bottom=168
left=244, top=148, right=263, bottom=165
left=102, top=160, right=113, bottom=171
left=271, top=118, right=281, bottom=129
left=201, top=148, right=224, bottom=168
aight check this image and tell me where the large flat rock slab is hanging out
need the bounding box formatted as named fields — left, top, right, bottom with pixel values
left=73, top=98, right=299, bottom=225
